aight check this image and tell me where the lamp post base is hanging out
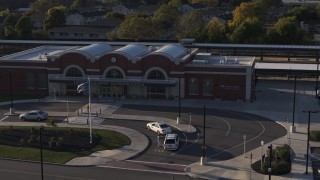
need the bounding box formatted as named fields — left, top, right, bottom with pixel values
left=200, top=157, right=207, bottom=166
left=290, top=126, right=296, bottom=133
left=9, top=108, right=15, bottom=115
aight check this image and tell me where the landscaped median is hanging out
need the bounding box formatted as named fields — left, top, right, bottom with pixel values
left=0, top=125, right=131, bottom=164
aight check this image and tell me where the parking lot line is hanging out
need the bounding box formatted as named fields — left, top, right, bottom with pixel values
left=0, top=116, right=8, bottom=122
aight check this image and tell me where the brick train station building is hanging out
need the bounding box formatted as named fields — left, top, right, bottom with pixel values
left=0, top=43, right=255, bottom=101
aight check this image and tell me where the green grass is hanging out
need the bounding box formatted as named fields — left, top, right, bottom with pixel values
left=0, top=126, right=131, bottom=164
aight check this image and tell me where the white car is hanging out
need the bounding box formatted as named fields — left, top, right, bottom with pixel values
left=19, top=110, right=48, bottom=121
left=164, top=133, right=180, bottom=151
left=147, top=122, right=172, bottom=134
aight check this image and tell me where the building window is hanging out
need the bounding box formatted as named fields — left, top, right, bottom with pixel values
left=189, top=78, right=199, bottom=95
left=89, top=34, right=98, bottom=37
left=65, top=67, right=83, bottom=77
left=147, top=70, right=165, bottom=80
left=203, top=79, right=213, bottom=96
left=26, top=73, right=35, bottom=89
left=39, top=73, right=47, bottom=88
left=60, top=32, right=68, bottom=36
left=106, top=69, right=123, bottom=78
left=65, top=67, right=83, bottom=91
left=147, top=70, right=166, bottom=98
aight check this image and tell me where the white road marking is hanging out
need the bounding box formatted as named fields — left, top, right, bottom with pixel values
left=126, top=160, right=187, bottom=167
left=98, top=165, right=187, bottom=175
left=0, top=116, right=8, bottom=122
left=213, top=115, right=231, bottom=136
left=170, top=132, right=188, bottom=155
left=208, top=111, right=265, bottom=158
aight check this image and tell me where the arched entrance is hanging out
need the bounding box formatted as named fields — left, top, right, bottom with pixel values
left=147, top=69, right=166, bottom=98
left=64, top=66, right=84, bottom=95
left=101, top=68, right=126, bottom=98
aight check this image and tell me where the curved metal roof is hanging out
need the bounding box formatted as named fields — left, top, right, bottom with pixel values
left=153, top=44, right=187, bottom=60
left=76, top=43, right=112, bottom=58
left=114, top=44, right=149, bottom=59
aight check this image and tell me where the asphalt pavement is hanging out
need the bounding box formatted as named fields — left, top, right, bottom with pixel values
left=0, top=79, right=319, bottom=180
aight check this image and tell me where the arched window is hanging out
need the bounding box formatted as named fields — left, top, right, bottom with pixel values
left=106, top=68, right=123, bottom=78
left=147, top=70, right=166, bottom=99
left=65, top=67, right=83, bottom=94
left=147, top=70, right=165, bottom=80
left=65, top=67, right=83, bottom=77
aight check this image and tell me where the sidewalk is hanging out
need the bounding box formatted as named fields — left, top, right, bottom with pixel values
left=0, top=80, right=319, bottom=179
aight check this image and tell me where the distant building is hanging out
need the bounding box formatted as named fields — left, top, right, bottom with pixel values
left=0, top=43, right=255, bottom=102
left=48, top=26, right=112, bottom=40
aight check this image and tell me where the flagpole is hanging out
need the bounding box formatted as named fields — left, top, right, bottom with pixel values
left=88, top=77, right=92, bottom=144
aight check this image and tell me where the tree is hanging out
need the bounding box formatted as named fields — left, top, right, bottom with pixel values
left=153, top=4, right=180, bottom=29
left=176, top=10, right=205, bottom=41
left=105, top=12, right=125, bottom=20
left=229, top=0, right=251, bottom=6
left=3, top=13, right=19, bottom=39
left=0, top=9, right=10, bottom=18
left=4, top=26, right=16, bottom=39
left=168, top=0, right=188, bottom=7
left=30, top=0, right=61, bottom=13
left=229, top=2, right=257, bottom=28
left=230, top=17, right=265, bottom=44
left=15, top=16, right=32, bottom=40
left=317, top=2, right=320, bottom=18
left=44, top=7, right=66, bottom=31
left=3, top=13, right=18, bottom=27
left=253, top=0, right=282, bottom=8
left=286, top=5, right=317, bottom=21
left=118, top=15, right=160, bottom=40
left=191, top=0, right=219, bottom=7
left=206, top=17, right=226, bottom=43
left=266, top=16, right=304, bottom=44
left=71, top=0, right=95, bottom=9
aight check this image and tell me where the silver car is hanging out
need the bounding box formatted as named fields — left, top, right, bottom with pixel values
left=19, top=110, right=48, bottom=121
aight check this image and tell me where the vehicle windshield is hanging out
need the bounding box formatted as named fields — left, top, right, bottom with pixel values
left=165, top=139, right=175, bottom=144
left=160, top=124, right=168, bottom=128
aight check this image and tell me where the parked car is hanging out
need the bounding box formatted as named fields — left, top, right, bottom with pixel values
left=146, top=122, right=172, bottom=134
left=19, top=110, right=48, bottom=121
left=163, top=133, right=180, bottom=151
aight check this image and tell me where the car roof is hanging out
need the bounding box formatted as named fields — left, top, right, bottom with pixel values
left=151, top=122, right=167, bottom=125
left=29, top=110, right=43, bottom=113
left=166, top=134, right=178, bottom=139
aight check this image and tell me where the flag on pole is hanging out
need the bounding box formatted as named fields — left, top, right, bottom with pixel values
left=77, top=82, right=88, bottom=94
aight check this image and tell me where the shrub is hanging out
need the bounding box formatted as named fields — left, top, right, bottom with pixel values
left=275, top=144, right=290, bottom=162
left=30, top=127, right=35, bottom=134
left=28, top=134, right=38, bottom=144
left=274, top=161, right=291, bottom=173
left=46, top=119, right=57, bottom=127
left=310, top=130, right=320, bottom=141
left=56, top=137, right=64, bottom=148
left=20, top=138, right=27, bottom=145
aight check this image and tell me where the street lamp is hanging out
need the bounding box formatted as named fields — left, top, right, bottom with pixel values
left=316, top=57, right=319, bottom=97
left=302, top=110, right=318, bottom=174
left=188, top=112, right=192, bottom=132
left=268, top=144, right=273, bottom=180
left=200, top=105, right=207, bottom=166
left=9, top=71, right=14, bottom=114
left=243, top=135, right=246, bottom=158
left=261, top=141, right=264, bottom=170
left=178, top=76, right=181, bottom=119
left=291, top=75, right=297, bottom=133
left=66, top=95, right=69, bottom=123
left=39, top=126, right=44, bottom=180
